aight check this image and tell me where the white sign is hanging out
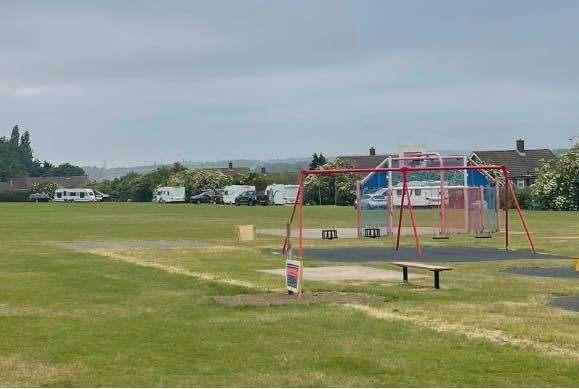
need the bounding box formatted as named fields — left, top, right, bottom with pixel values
left=286, top=259, right=303, bottom=295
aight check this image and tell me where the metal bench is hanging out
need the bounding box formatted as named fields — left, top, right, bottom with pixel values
left=391, top=261, right=453, bottom=289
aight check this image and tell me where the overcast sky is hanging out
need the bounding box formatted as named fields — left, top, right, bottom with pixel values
left=1, top=1, right=578, bottom=167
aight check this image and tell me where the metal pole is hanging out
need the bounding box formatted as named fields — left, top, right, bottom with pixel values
left=395, top=174, right=407, bottom=251
left=404, top=175, right=422, bottom=256
left=297, top=172, right=305, bottom=257
left=509, top=181, right=536, bottom=253
left=355, top=181, right=361, bottom=238
left=479, top=186, right=484, bottom=233
left=503, top=168, right=509, bottom=250
left=494, top=184, right=500, bottom=232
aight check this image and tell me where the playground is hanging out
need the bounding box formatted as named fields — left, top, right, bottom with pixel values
left=0, top=202, right=577, bottom=386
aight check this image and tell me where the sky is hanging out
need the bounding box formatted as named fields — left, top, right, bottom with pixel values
left=1, top=0, right=579, bottom=167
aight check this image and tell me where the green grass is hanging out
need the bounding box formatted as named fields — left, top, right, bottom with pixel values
left=0, top=203, right=578, bottom=387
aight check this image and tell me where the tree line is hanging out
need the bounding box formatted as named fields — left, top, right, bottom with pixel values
left=90, top=163, right=298, bottom=202
left=0, top=125, right=86, bottom=181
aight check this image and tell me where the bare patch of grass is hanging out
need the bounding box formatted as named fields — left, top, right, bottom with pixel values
left=215, top=291, right=379, bottom=307
left=0, top=356, right=78, bottom=387
left=344, top=304, right=579, bottom=361
left=86, top=249, right=271, bottom=291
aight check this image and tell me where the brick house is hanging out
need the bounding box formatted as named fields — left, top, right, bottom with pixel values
left=469, top=139, right=557, bottom=190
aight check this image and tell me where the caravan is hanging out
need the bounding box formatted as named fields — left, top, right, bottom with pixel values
left=53, top=188, right=97, bottom=202
left=222, top=185, right=255, bottom=204
left=388, top=185, right=446, bottom=207
left=265, top=184, right=299, bottom=205
left=152, top=187, right=186, bottom=203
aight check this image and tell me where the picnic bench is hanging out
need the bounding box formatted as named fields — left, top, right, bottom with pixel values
left=391, top=261, right=453, bottom=289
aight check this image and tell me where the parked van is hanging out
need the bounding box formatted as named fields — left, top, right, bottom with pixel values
left=152, top=187, right=186, bottom=203
left=222, top=185, right=255, bottom=204
left=265, top=184, right=299, bottom=205
left=53, top=188, right=97, bottom=202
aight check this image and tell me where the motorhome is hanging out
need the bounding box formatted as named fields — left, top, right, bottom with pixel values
left=388, top=185, right=446, bottom=207
left=222, top=185, right=255, bottom=204
left=152, top=186, right=186, bottom=203
left=53, top=188, right=97, bottom=202
left=265, top=184, right=299, bottom=205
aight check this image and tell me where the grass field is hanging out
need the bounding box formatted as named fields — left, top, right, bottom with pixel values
left=0, top=203, right=578, bottom=387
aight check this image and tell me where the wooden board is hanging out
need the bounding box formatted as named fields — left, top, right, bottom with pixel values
left=391, top=261, right=453, bottom=271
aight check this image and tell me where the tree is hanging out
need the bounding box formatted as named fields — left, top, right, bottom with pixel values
left=531, top=145, right=579, bottom=210
left=304, top=159, right=357, bottom=205
left=309, top=153, right=327, bottom=169
left=234, top=172, right=269, bottom=191
left=9, top=125, right=20, bottom=146
left=18, top=131, right=34, bottom=171
left=43, top=163, right=86, bottom=177
left=168, top=169, right=232, bottom=197
left=31, top=181, right=58, bottom=196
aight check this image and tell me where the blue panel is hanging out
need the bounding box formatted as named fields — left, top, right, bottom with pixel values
left=468, top=170, right=491, bottom=187
left=363, top=173, right=388, bottom=192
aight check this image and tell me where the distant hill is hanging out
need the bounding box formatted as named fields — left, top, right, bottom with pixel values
left=84, top=158, right=311, bottom=181
left=84, top=147, right=570, bottom=181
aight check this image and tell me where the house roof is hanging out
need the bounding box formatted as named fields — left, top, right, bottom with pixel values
left=4, top=175, right=90, bottom=190
left=210, top=167, right=251, bottom=176
left=470, top=149, right=556, bottom=177
left=336, top=154, right=397, bottom=169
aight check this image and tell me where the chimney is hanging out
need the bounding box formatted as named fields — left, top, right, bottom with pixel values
left=516, top=139, right=525, bottom=154
left=228, top=161, right=233, bottom=169
left=369, top=147, right=376, bottom=156
left=260, top=166, right=266, bottom=174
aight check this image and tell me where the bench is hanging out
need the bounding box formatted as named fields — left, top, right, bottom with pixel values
left=391, top=261, right=453, bottom=289
left=364, top=228, right=381, bottom=238
left=321, top=229, right=338, bottom=240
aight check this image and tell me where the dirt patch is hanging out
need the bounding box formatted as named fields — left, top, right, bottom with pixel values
left=215, top=292, right=378, bottom=307
left=258, top=265, right=408, bottom=282
left=58, top=240, right=206, bottom=251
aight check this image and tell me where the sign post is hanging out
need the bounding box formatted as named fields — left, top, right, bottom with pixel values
left=286, top=249, right=303, bottom=296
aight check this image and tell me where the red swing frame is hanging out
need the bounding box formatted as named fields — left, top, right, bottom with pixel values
left=282, top=164, right=535, bottom=257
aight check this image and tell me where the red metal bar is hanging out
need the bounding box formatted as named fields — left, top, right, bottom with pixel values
left=404, top=174, right=422, bottom=256
left=301, top=164, right=506, bottom=176
left=495, top=184, right=500, bottom=232
left=508, top=181, right=536, bottom=253
left=355, top=180, right=361, bottom=238
left=479, top=186, right=484, bottom=233
left=298, top=171, right=305, bottom=257
left=395, top=179, right=407, bottom=251
left=503, top=168, right=509, bottom=250
left=387, top=188, right=393, bottom=235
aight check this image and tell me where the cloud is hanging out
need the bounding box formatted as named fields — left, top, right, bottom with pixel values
left=1, top=0, right=579, bottom=166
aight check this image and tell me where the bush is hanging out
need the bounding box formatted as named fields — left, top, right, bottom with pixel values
left=0, top=190, right=31, bottom=202
left=531, top=145, right=579, bottom=210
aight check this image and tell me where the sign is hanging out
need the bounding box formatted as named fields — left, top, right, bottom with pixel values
left=286, top=258, right=303, bottom=295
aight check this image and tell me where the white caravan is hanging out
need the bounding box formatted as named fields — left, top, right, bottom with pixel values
left=53, top=188, right=97, bottom=202
left=265, top=184, right=299, bottom=205
left=388, top=185, right=452, bottom=207
left=152, top=186, right=186, bottom=203
left=222, top=185, right=255, bottom=204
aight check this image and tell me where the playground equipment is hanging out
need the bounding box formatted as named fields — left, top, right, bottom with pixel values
left=282, top=163, right=535, bottom=258
left=356, top=152, right=500, bottom=240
